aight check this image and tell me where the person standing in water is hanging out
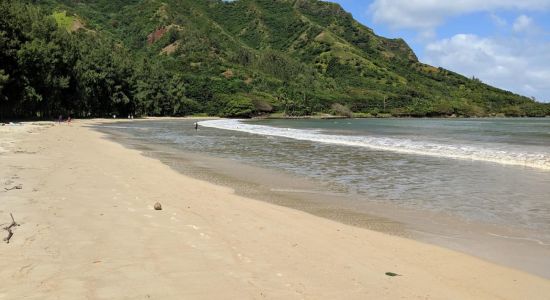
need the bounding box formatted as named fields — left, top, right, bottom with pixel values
left=194, top=122, right=199, bottom=130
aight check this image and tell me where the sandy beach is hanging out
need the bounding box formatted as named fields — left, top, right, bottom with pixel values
left=1, top=120, right=549, bottom=299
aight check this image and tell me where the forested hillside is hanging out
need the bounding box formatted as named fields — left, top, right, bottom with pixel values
left=1, top=0, right=548, bottom=119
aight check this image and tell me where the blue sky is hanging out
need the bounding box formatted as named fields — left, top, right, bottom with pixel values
left=329, top=0, right=550, bottom=102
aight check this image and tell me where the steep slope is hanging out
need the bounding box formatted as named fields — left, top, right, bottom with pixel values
left=2, top=0, right=548, bottom=118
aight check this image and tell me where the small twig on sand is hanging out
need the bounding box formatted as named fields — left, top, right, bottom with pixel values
left=4, top=184, right=22, bottom=191
left=3, top=213, right=20, bottom=244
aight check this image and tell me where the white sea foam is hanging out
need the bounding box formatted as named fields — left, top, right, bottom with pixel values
left=199, top=119, right=550, bottom=171
left=487, top=232, right=550, bottom=246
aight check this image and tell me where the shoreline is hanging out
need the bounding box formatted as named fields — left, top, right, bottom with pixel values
left=98, top=118, right=550, bottom=279
left=1, top=119, right=549, bottom=299
left=2, top=114, right=549, bottom=126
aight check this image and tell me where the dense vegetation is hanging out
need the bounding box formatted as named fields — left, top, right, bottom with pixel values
left=1, top=0, right=549, bottom=120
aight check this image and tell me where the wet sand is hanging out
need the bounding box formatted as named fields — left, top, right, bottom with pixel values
left=1, top=119, right=549, bottom=299
left=100, top=119, right=550, bottom=279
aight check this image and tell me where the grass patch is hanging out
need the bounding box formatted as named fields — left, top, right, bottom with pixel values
left=53, top=11, right=75, bottom=31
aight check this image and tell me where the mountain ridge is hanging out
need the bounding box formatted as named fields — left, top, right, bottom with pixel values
left=1, top=0, right=548, bottom=118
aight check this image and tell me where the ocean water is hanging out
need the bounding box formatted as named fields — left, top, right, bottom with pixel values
left=199, top=118, right=550, bottom=236
left=99, top=118, right=550, bottom=276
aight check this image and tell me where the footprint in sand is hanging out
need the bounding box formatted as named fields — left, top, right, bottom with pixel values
left=18, top=264, right=35, bottom=277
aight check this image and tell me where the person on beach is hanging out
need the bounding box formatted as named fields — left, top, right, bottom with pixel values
left=195, top=122, right=198, bottom=130
left=58, top=115, right=63, bottom=124
left=67, top=116, right=71, bottom=125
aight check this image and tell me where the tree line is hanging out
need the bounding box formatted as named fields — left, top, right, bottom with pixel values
left=0, top=1, right=208, bottom=120
left=1, top=0, right=549, bottom=120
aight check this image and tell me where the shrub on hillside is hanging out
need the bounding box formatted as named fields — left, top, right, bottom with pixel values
left=330, top=103, right=352, bottom=117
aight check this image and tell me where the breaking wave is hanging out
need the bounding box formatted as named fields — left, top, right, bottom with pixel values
left=199, top=119, right=550, bottom=171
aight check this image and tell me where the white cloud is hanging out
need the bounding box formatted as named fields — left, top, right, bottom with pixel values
left=368, top=0, right=550, bottom=31
left=513, top=15, right=534, bottom=33
left=424, top=34, right=550, bottom=102
left=362, top=0, right=550, bottom=101
left=490, top=13, right=507, bottom=27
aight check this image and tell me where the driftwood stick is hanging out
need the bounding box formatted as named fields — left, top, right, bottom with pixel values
left=3, top=213, right=19, bottom=244
left=4, top=184, right=22, bottom=191
left=4, top=228, right=13, bottom=243
left=9, top=213, right=16, bottom=226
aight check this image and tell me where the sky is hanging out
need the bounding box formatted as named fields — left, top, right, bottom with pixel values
left=329, top=0, right=550, bottom=102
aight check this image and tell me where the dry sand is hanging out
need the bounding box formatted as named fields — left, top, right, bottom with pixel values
left=0, top=120, right=549, bottom=299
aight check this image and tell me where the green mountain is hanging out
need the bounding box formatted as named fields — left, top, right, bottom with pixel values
left=1, top=0, right=548, bottom=119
